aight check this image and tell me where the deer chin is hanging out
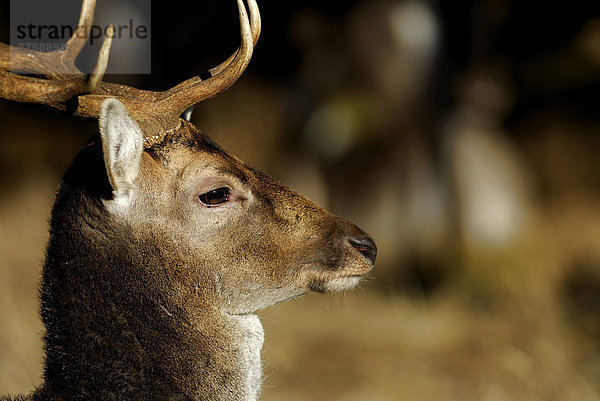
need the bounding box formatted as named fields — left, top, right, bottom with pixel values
left=319, top=276, right=363, bottom=292
left=303, top=271, right=369, bottom=293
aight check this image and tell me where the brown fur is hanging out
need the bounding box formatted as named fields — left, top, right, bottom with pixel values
left=4, top=120, right=375, bottom=400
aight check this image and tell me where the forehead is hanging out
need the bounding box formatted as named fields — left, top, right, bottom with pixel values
left=145, top=122, right=250, bottom=183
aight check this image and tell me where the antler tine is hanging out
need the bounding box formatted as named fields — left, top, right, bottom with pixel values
left=64, top=0, right=97, bottom=62
left=248, top=0, right=262, bottom=48
left=159, top=0, right=256, bottom=117
left=88, top=25, right=115, bottom=91
left=29, top=0, right=99, bottom=79
left=168, top=0, right=260, bottom=123
left=206, top=0, right=261, bottom=79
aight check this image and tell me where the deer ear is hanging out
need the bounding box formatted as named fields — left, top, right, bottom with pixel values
left=99, top=98, right=144, bottom=200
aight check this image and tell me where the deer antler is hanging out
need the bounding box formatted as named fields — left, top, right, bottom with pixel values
left=0, top=0, right=261, bottom=146
left=0, top=0, right=113, bottom=105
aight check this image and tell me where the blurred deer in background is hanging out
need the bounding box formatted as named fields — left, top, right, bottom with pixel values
left=0, top=0, right=376, bottom=400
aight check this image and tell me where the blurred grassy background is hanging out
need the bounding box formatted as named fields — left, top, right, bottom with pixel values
left=2, top=0, right=600, bottom=399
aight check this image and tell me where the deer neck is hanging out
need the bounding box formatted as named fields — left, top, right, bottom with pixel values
left=41, top=196, right=264, bottom=401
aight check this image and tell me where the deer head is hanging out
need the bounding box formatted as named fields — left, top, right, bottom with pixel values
left=0, top=1, right=376, bottom=400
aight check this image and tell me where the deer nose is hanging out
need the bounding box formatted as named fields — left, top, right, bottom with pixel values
left=348, top=236, right=377, bottom=265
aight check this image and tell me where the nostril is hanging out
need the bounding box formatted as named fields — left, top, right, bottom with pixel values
left=348, top=236, right=377, bottom=265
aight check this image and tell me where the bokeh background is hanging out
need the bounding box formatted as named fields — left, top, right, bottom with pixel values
left=2, top=0, right=600, bottom=399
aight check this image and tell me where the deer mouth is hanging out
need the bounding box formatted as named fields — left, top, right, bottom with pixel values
left=299, top=238, right=375, bottom=293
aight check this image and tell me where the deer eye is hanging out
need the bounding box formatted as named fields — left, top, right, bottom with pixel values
left=199, top=187, right=230, bottom=207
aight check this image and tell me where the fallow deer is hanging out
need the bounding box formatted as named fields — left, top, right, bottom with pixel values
left=0, top=1, right=376, bottom=400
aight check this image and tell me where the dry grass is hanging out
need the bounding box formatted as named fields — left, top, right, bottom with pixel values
left=0, top=177, right=53, bottom=394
